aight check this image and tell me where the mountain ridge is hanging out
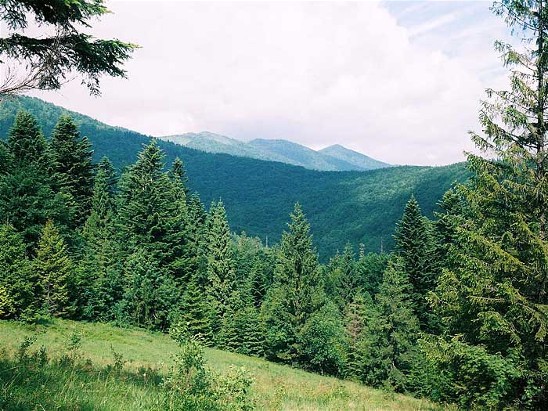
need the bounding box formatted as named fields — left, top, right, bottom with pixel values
left=159, top=131, right=390, bottom=171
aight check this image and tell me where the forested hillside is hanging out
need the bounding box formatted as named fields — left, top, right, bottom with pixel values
left=0, top=96, right=467, bottom=258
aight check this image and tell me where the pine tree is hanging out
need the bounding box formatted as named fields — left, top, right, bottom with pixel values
left=344, top=292, right=374, bottom=379
left=50, top=115, right=95, bottom=227
left=33, top=220, right=73, bottom=317
left=393, top=196, right=439, bottom=331
left=354, top=245, right=390, bottom=297
left=431, top=2, right=548, bottom=408
left=325, top=244, right=357, bottom=311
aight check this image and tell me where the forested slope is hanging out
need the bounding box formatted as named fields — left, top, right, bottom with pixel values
left=0, top=96, right=468, bottom=257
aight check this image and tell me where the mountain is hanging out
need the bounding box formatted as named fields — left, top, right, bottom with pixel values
left=320, top=144, right=390, bottom=170
left=161, top=131, right=269, bottom=160
left=0, top=96, right=469, bottom=258
left=247, top=138, right=360, bottom=171
left=159, top=132, right=390, bottom=171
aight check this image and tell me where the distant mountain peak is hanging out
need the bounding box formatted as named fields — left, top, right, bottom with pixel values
left=157, top=132, right=390, bottom=172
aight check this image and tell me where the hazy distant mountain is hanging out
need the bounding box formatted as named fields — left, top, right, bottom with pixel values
left=159, top=132, right=390, bottom=171
left=320, top=144, right=390, bottom=170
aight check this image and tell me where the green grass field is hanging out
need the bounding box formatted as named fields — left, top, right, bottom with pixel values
left=0, top=319, right=445, bottom=410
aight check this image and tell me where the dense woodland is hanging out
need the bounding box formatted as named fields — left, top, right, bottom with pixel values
left=1, top=0, right=547, bottom=410
left=0, top=96, right=468, bottom=259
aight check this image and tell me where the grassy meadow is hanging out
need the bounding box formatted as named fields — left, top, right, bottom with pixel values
left=0, top=319, right=445, bottom=410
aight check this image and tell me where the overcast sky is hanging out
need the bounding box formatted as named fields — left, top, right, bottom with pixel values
left=31, top=1, right=513, bottom=166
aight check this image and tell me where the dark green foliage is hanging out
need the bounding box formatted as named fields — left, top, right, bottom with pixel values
left=429, top=1, right=548, bottom=408
left=0, top=111, right=71, bottom=249
left=6, top=110, right=47, bottom=166
left=0, top=224, right=33, bottom=318
left=117, top=140, right=176, bottom=262
left=178, top=277, right=214, bottom=346
left=205, top=200, right=236, bottom=338
left=357, top=257, right=420, bottom=392
left=299, top=301, right=348, bottom=376
left=354, top=247, right=390, bottom=297
left=50, top=115, right=95, bottom=227
left=324, top=244, right=358, bottom=311
left=0, top=97, right=469, bottom=259
left=262, top=204, right=330, bottom=371
left=393, top=196, right=439, bottom=331
left=344, top=292, right=374, bottom=380
left=0, top=0, right=135, bottom=95
left=118, top=249, right=180, bottom=331
left=33, top=220, right=73, bottom=317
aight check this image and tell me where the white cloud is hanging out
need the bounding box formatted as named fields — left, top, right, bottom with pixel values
left=31, top=1, right=511, bottom=166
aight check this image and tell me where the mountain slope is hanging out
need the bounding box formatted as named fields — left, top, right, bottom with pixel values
left=0, top=319, right=441, bottom=410
left=248, top=138, right=360, bottom=171
left=0, top=96, right=469, bottom=258
left=159, top=131, right=390, bottom=171
left=320, top=144, right=391, bottom=170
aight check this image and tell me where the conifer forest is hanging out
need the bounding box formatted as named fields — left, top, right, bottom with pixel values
left=0, top=1, right=547, bottom=410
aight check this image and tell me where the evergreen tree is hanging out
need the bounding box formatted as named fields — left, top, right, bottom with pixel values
left=393, top=196, right=439, bottom=331
left=358, top=257, right=420, bottom=391
left=0, top=112, right=70, bottom=249
left=80, top=157, right=122, bottom=320
left=325, top=244, right=357, bottom=311
left=205, top=200, right=236, bottom=340
left=431, top=2, right=548, bottom=408
left=7, top=110, right=47, bottom=166
left=118, top=248, right=180, bottom=331
left=117, top=140, right=174, bottom=261
left=344, top=292, right=374, bottom=379
left=50, top=115, right=95, bottom=227
left=354, top=245, right=390, bottom=297
left=178, top=276, right=214, bottom=346
left=261, top=203, right=326, bottom=367
left=33, top=220, right=73, bottom=317
left=0, top=224, right=33, bottom=318
left=165, top=157, right=190, bottom=285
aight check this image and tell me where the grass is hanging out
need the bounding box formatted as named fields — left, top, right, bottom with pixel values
left=0, top=319, right=445, bottom=410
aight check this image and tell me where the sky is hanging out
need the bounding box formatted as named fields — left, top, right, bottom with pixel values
left=28, top=0, right=514, bottom=166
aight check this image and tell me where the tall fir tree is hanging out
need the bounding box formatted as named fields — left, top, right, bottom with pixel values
left=393, top=196, right=439, bottom=331
left=33, top=220, right=73, bottom=317
left=50, top=115, right=95, bottom=228
left=0, top=111, right=70, bottom=249
left=0, top=224, right=33, bottom=318
left=431, top=2, right=548, bottom=407
left=261, top=203, right=327, bottom=367
left=358, top=256, right=420, bottom=391
left=117, top=140, right=175, bottom=262
left=205, top=200, right=236, bottom=341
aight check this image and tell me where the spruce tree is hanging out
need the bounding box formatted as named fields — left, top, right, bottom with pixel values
left=261, top=203, right=326, bottom=367
left=117, top=140, right=174, bottom=261
left=359, top=257, right=420, bottom=391
left=33, top=220, right=73, bottom=317
left=393, top=196, right=439, bottom=331
left=50, top=115, right=95, bottom=227
left=80, top=157, right=122, bottom=321
left=7, top=110, right=47, bottom=166
left=0, top=112, right=70, bottom=249
left=0, top=224, right=33, bottom=318
left=431, top=2, right=548, bottom=408
left=178, top=276, right=214, bottom=346
left=205, top=200, right=236, bottom=340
